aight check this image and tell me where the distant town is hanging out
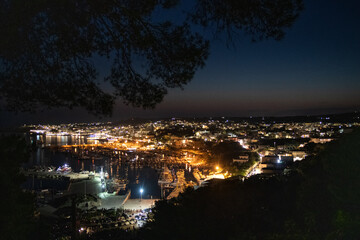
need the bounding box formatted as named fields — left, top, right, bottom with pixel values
left=21, top=112, right=360, bottom=238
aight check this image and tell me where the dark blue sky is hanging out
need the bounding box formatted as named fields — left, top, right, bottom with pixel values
left=2, top=0, right=360, bottom=126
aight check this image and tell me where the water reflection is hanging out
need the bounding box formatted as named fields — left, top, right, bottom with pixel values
left=28, top=135, right=161, bottom=199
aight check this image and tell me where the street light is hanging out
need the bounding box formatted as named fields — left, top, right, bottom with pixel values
left=140, top=188, right=144, bottom=202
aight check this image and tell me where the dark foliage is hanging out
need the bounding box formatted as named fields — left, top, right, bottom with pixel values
left=142, top=177, right=299, bottom=240
left=191, top=0, right=303, bottom=43
left=301, top=141, right=326, bottom=155
left=0, top=0, right=302, bottom=116
left=0, top=136, right=41, bottom=240
left=209, top=140, right=246, bottom=166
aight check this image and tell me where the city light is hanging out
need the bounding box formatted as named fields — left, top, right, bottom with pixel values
left=22, top=112, right=359, bottom=237
left=140, top=188, right=144, bottom=202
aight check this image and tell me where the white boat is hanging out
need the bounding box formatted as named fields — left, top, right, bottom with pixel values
left=56, top=164, right=72, bottom=173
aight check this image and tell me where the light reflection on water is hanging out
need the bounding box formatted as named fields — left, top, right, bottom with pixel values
left=29, top=134, right=161, bottom=199
left=34, top=134, right=91, bottom=146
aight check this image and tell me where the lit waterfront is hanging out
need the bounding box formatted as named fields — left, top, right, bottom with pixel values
left=26, top=133, right=209, bottom=200
left=19, top=115, right=360, bottom=238
left=26, top=147, right=162, bottom=199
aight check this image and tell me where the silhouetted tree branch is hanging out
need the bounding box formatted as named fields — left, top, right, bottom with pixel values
left=191, top=0, right=303, bottom=43
left=0, top=0, right=302, bottom=116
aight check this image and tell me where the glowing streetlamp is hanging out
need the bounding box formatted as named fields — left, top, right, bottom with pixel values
left=140, top=188, right=144, bottom=202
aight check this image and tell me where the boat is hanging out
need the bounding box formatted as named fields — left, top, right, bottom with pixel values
left=56, top=164, right=72, bottom=173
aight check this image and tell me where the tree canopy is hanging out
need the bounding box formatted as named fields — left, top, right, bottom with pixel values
left=0, top=0, right=303, bottom=116
left=0, top=136, right=41, bottom=239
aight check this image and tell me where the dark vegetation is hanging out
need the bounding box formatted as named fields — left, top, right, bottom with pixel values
left=210, top=141, right=245, bottom=164
left=208, top=141, right=259, bottom=176
left=301, top=141, right=326, bottom=154
left=230, top=152, right=260, bottom=177
left=204, top=140, right=259, bottom=176
left=0, top=136, right=47, bottom=240
left=155, top=126, right=195, bottom=139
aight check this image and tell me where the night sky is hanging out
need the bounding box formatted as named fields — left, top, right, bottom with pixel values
left=1, top=0, right=360, bottom=126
